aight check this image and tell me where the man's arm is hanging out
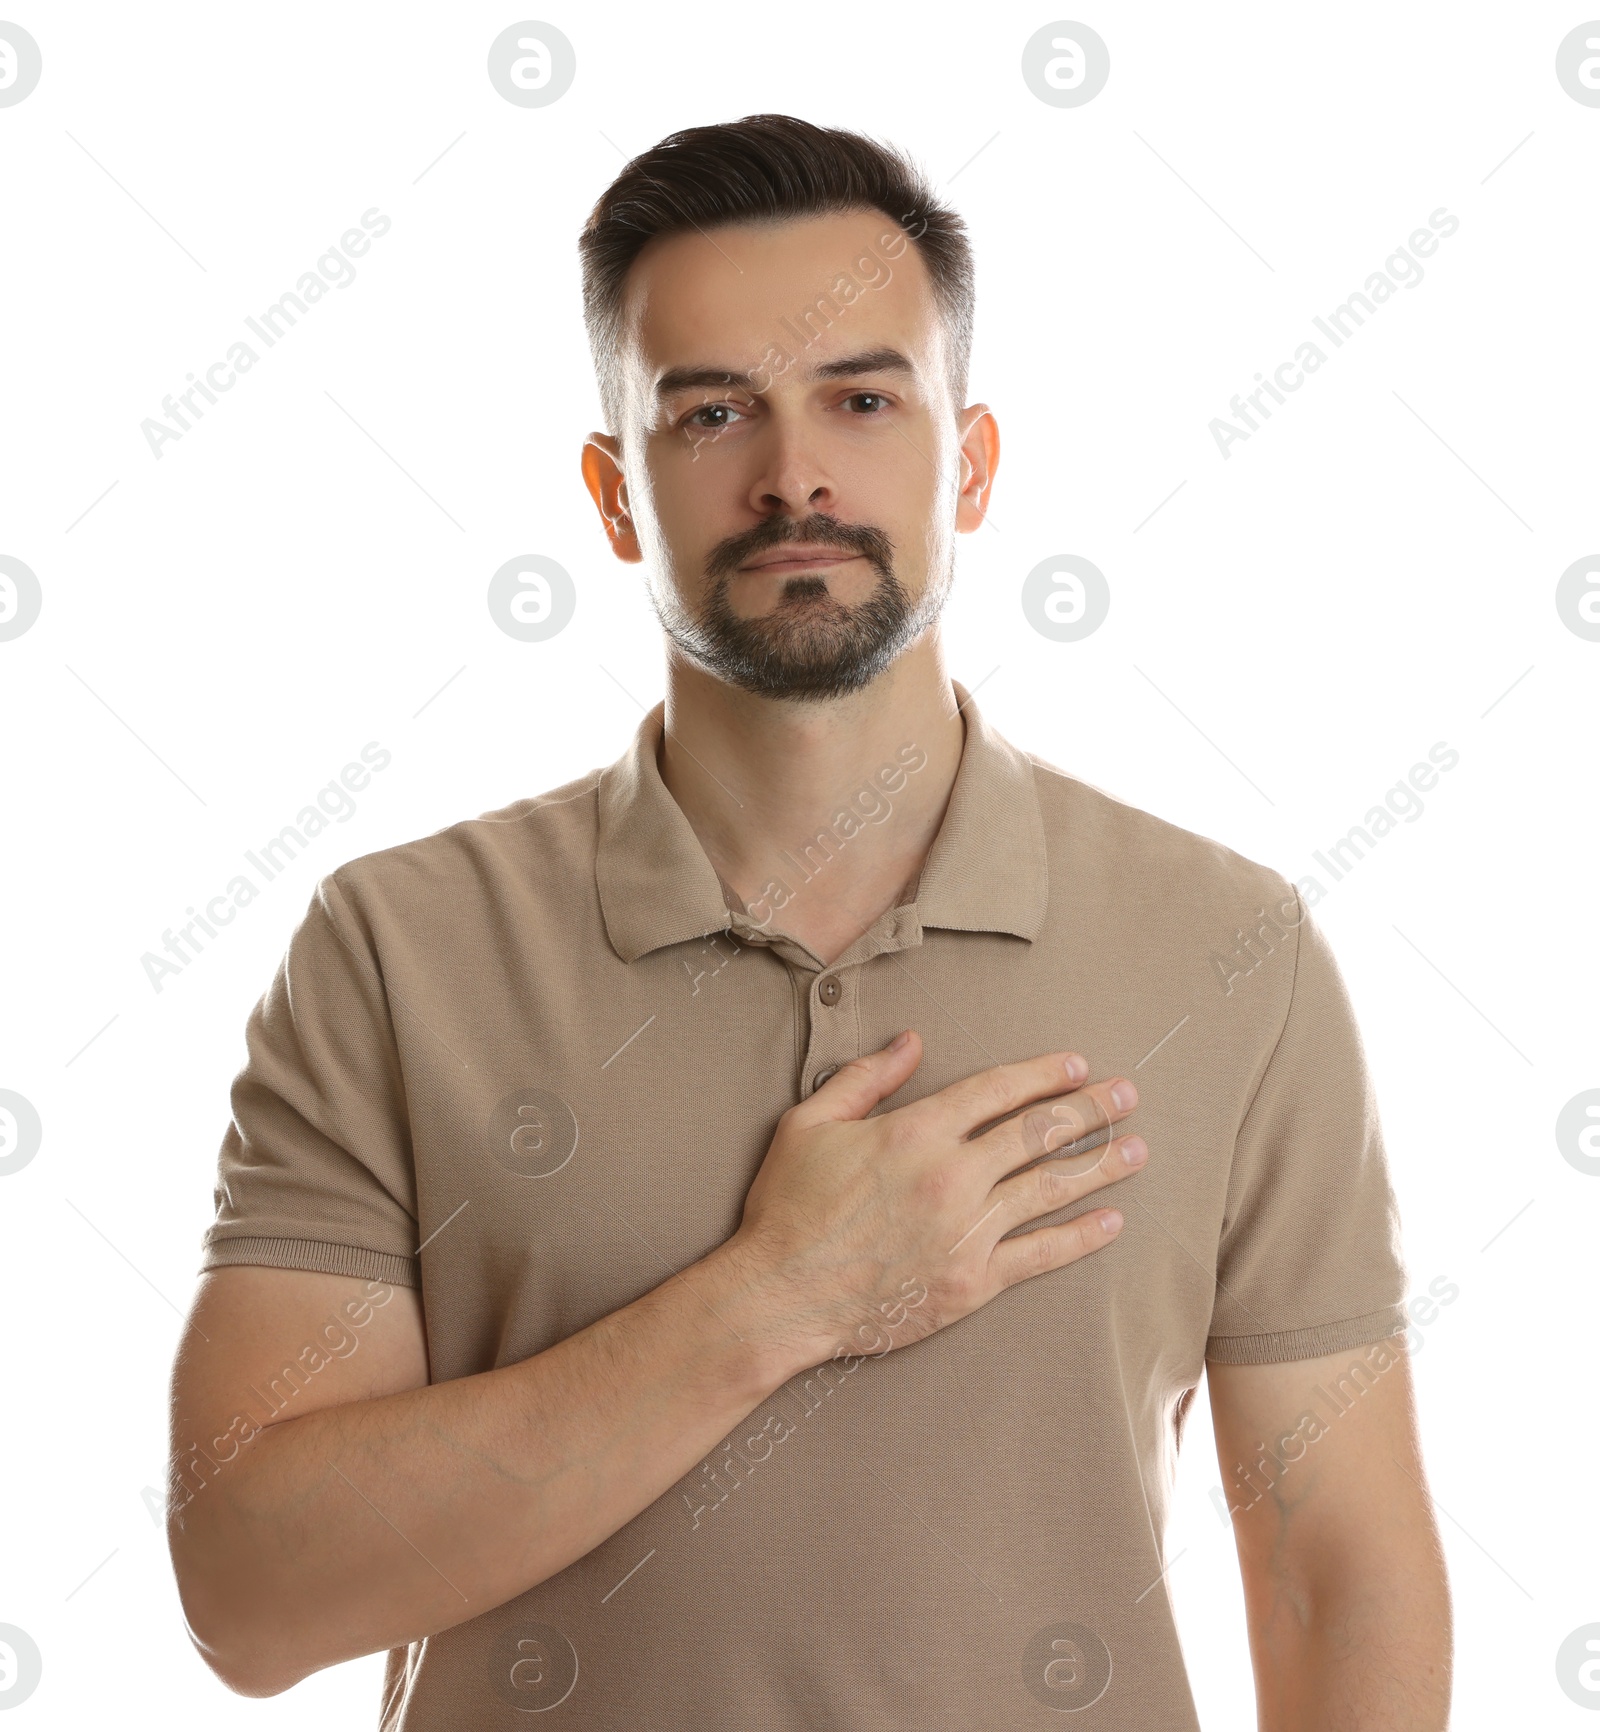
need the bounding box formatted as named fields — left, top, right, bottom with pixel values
left=168, top=1037, right=1142, bottom=1698
left=1207, top=1344, right=1452, bottom=1730
left=167, top=1255, right=792, bottom=1699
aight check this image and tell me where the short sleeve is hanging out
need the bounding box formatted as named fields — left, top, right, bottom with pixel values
left=1205, top=889, right=1407, bottom=1364
left=198, top=871, right=421, bottom=1289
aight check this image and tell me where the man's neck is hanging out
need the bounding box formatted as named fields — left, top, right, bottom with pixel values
left=657, top=635, right=966, bottom=969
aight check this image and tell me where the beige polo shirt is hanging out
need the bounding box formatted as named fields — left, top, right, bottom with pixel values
left=197, top=679, right=1407, bottom=1730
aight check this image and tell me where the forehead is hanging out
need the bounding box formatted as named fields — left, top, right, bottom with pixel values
left=617, top=208, right=942, bottom=389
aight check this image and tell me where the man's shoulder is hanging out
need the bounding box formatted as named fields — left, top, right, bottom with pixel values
left=321, top=765, right=606, bottom=912
left=1021, top=748, right=1299, bottom=923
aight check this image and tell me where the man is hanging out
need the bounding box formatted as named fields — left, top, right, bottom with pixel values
left=167, top=114, right=1451, bottom=1728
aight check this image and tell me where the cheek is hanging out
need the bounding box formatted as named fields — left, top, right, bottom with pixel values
left=626, top=463, right=684, bottom=554
left=856, top=434, right=949, bottom=554
left=636, top=477, right=734, bottom=598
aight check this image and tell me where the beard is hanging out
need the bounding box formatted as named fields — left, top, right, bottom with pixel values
left=656, top=511, right=945, bottom=702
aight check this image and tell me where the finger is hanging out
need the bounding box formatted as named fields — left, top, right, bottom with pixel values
left=909, top=1049, right=1092, bottom=1143
left=790, top=1029, right=923, bottom=1126
left=990, top=1134, right=1148, bottom=1230
left=973, top=1077, right=1138, bottom=1180
left=988, top=1207, right=1124, bottom=1290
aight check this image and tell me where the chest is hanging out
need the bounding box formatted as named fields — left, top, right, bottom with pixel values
left=393, top=930, right=1247, bottom=1386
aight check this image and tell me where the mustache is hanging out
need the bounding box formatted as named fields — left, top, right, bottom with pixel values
left=704, top=513, right=896, bottom=581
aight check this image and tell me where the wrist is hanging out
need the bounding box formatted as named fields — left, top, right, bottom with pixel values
left=694, top=1236, right=827, bottom=1392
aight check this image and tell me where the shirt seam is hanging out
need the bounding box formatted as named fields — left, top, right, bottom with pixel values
left=317, top=870, right=425, bottom=1149
left=1232, top=879, right=1305, bottom=1140
left=200, top=1232, right=420, bottom=1286
left=1205, top=1301, right=1403, bottom=1345
left=202, top=1228, right=413, bottom=1253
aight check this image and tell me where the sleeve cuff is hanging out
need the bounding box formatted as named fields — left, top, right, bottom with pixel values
left=1205, top=1302, right=1407, bottom=1365
left=198, top=1234, right=420, bottom=1290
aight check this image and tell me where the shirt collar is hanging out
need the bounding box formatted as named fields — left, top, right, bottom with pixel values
left=595, top=679, right=1048, bottom=964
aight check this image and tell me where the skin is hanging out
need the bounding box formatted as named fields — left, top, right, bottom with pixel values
left=1210, top=1350, right=1452, bottom=1729
left=580, top=208, right=994, bottom=965
left=167, top=205, right=1451, bottom=1724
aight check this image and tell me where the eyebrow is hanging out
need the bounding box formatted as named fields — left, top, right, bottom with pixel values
left=654, top=347, right=916, bottom=401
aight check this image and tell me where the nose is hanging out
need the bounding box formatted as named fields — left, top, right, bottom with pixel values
left=747, top=414, right=838, bottom=520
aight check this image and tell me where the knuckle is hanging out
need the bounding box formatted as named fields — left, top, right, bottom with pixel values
left=882, top=1106, right=922, bottom=1155
left=776, top=1099, right=803, bottom=1129
left=1021, top=1106, right=1067, bottom=1156
left=1036, top=1161, right=1077, bottom=1207
left=771, top=1105, right=804, bottom=1145
left=914, top=1162, right=955, bottom=1207
left=1026, top=1229, right=1058, bottom=1275
left=948, top=1263, right=984, bottom=1307
left=974, top=1065, right=1016, bottom=1117
left=1070, top=1212, right=1105, bottom=1256
left=1097, top=1081, right=1127, bottom=1126
left=1047, top=1106, right=1087, bottom=1150
left=937, top=1266, right=981, bottom=1316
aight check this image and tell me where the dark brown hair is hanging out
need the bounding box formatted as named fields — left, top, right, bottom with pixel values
left=578, top=113, right=975, bottom=436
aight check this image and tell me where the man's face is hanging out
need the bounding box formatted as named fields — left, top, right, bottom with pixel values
left=585, top=209, right=994, bottom=702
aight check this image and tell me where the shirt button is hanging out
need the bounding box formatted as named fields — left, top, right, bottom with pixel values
left=817, top=975, right=842, bottom=1005
left=811, top=1066, right=838, bottom=1092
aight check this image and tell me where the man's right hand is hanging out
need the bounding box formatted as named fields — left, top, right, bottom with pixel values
left=725, top=1029, right=1147, bottom=1372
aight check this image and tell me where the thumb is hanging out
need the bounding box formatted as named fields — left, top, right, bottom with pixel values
left=805, top=1029, right=921, bottom=1123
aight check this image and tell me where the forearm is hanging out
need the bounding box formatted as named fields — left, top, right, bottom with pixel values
left=1245, top=1549, right=1452, bottom=1730
left=171, top=1242, right=799, bottom=1696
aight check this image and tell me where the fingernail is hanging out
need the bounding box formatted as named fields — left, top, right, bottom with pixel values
left=1111, top=1081, right=1136, bottom=1110
left=1120, top=1136, right=1147, bottom=1167
left=890, top=1029, right=912, bottom=1052
left=1063, top=1053, right=1087, bottom=1082
left=1102, top=1210, right=1123, bottom=1234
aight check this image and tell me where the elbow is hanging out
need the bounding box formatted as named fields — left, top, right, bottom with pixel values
left=205, top=1648, right=299, bottom=1701
left=180, top=1596, right=303, bottom=1699
left=169, top=1529, right=302, bottom=1699
left=180, top=1605, right=301, bottom=1699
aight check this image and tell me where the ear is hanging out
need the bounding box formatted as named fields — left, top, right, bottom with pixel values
left=953, top=405, right=1000, bottom=534
left=581, top=432, right=643, bottom=563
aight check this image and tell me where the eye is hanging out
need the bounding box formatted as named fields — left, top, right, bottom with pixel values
left=843, top=391, right=892, bottom=414
left=682, top=401, right=746, bottom=431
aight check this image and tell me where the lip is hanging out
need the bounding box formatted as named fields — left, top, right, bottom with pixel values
left=739, top=546, right=862, bottom=573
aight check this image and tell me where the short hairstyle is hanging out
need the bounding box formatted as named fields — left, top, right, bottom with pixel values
left=578, top=113, right=975, bottom=438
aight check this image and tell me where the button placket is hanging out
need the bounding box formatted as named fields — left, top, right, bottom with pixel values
left=801, top=961, right=859, bottom=1097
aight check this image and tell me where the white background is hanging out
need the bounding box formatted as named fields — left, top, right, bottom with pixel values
left=2, top=2, right=1597, bottom=1725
